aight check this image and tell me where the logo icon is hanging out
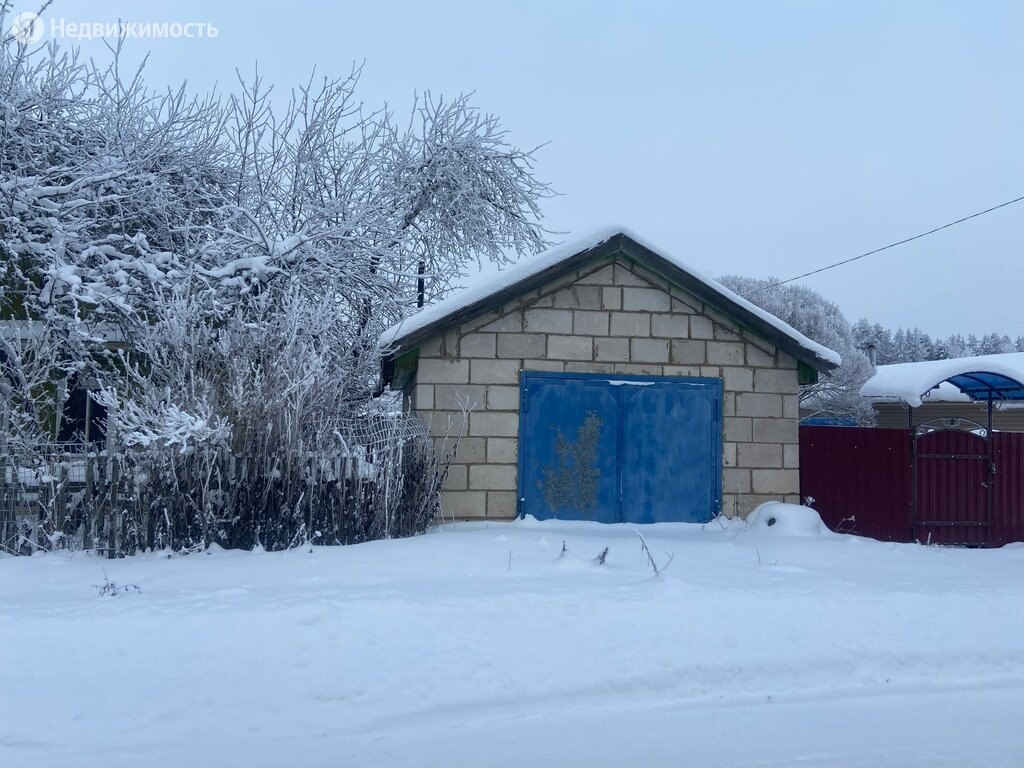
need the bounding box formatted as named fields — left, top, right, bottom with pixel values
left=9, top=11, right=44, bottom=44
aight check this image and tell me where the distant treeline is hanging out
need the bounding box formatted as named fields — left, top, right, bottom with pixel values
left=851, top=321, right=1024, bottom=365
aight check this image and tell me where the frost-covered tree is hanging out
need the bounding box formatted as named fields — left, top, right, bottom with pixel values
left=0, top=28, right=232, bottom=465
left=976, top=332, right=1016, bottom=356
left=719, top=276, right=875, bottom=424
left=851, top=319, right=892, bottom=362
left=1, top=4, right=552, bottom=552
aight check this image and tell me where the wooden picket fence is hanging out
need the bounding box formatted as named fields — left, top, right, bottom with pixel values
left=0, top=446, right=417, bottom=556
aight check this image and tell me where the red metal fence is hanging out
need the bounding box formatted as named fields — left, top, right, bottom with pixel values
left=993, top=434, right=1024, bottom=545
left=799, top=426, right=1024, bottom=546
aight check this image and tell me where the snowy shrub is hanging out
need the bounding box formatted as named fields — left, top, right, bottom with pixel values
left=104, top=407, right=451, bottom=552
left=94, top=572, right=140, bottom=597
left=0, top=5, right=549, bottom=554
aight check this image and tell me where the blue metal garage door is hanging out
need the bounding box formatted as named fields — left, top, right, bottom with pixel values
left=517, top=372, right=722, bottom=523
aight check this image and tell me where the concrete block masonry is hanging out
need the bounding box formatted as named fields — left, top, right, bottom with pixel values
left=408, top=258, right=802, bottom=520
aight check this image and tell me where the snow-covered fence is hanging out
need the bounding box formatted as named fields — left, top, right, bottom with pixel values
left=0, top=415, right=451, bottom=556
left=0, top=444, right=112, bottom=555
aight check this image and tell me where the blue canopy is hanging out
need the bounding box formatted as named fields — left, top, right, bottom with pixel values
left=862, top=353, right=1024, bottom=407
left=945, top=371, right=1024, bottom=401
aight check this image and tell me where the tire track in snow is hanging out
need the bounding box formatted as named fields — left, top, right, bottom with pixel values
left=354, top=649, right=1024, bottom=732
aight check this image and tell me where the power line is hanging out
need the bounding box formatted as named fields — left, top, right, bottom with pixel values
left=742, top=194, right=1024, bottom=297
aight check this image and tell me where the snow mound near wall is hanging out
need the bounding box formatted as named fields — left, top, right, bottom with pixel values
left=746, top=502, right=834, bottom=537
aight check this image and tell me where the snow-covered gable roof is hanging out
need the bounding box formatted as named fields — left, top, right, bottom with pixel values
left=380, top=227, right=840, bottom=372
left=861, top=352, right=1024, bottom=407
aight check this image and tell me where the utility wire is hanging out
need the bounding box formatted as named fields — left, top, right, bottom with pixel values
left=742, top=194, right=1024, bottom=297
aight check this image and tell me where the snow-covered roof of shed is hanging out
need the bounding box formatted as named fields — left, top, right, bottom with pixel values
left=380, top=227, right=840, bottom=371
left=861, top=352, right=1024, bottom=407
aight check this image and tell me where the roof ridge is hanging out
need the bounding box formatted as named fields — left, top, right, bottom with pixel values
left=380, top=227, right=840, bottom=372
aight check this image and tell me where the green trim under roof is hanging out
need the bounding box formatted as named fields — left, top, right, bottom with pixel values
left=798, top=361, right=819, bottom=386
left=391, top=349, right=419, bottom=392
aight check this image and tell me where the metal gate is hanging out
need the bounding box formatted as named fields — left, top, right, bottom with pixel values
left=517, top=372, right=722, bottom=524
left=912, top=418, right=995, bottom=546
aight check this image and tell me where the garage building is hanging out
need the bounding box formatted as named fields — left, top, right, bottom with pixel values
left=381, top=229, right=839, bottom=523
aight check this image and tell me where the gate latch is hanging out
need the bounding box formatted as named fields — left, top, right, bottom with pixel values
left=982, top=463, right=997, bottom=488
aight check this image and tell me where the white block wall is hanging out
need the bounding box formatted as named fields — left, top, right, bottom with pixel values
left=410, top=258, right=802, bottom=520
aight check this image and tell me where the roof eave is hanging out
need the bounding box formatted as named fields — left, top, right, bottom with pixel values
left=614, top=238, right=838, bottom=374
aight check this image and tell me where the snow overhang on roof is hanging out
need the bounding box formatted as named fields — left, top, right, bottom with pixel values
left=860, top=352, right=1024, bottom=408
left=380, top=227, right=841, bottom=374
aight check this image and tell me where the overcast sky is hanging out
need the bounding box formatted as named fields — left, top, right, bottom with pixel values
left=43, top=0, right=1024, bottom=337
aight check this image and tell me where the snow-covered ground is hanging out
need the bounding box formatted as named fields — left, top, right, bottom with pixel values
left=3, top=504, right=1024, bottom=767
